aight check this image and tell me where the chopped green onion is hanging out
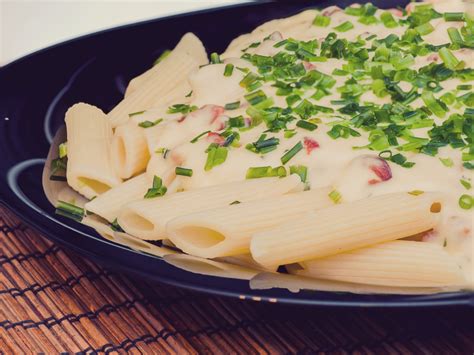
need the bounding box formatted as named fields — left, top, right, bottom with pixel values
left=458, top=194, right=473, bottom=209
left=190, top=130, right=210, bottom=143
left=185, top=90, right=193, bottom=97
left=50, top=157, right=67, bottom=178
left=110, top=218, right=124, bottom=232
left=129, top=110, right=145, bottom=117
left=204, top=144, right=228, bottom=171
left=328, top=189, right=342, bottom=204
left=408, top=190, right=425, bottom=196
left=464, top=162, right=474, bottom=169
left=457, top=84, right=472, bottom=90
left=144, top=176, right=167, bottom=198
left=380, top=12, right=398, bottom=28
left=460, top=179, right=472, bottom=190
left=439, top=47, right=463, bottom=70
left=334, top=21, right=354, bottom=32
left=224, top=101, right=240, bottom=110
left=58, top=142, right=67, bottom=158
left=55, top=200, right=85, bottom=222
left=167, top=104, right=198, bottom=114
left=281, top=141, right=303, bottom=165
left=245, top=166, right=287, bottom=179
left=244, top=90, right=267, bottom=106
left=175, top=167, right=193, bottom=177
left=224, top=63, right=234, bottom=76
left=415, top=22, right=435, bottom=35
left=155, top=147, right=170, bottom=159
left=239, top=72, right=259, bottom=89
left=284, top=129, right=297, bottom=138
left=289, top=165, right=308, bottom=182
left=421, top=90, right=446, bottom=118
left=153, top=49, right=171, bottom=66
left=296, top=120, right=318, bottom=131
left=228, top=116, right=245, bottom=128
left=138, top=118, right=163, bottom=128
left=439, top=157, right=454, bottom=167
left=210, top=52, right=222, bottom=64
left=443, top=12, right=464, bottom=21
left=447, top=27, right=463, bottom=45
left=313, top=14, right=331, bottom=27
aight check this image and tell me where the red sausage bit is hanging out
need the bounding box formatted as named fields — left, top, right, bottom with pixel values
left=368, top=158, right=392, bottom=184
left=303, top=137, right=320, bottom=154
left=207, top=132, right=225, bottom=145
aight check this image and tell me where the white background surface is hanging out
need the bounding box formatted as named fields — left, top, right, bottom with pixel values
left=0, top=0, right=248, bottom=65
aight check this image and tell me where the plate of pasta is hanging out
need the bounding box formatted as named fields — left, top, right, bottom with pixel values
left=1, top=0, right=473, bottom=307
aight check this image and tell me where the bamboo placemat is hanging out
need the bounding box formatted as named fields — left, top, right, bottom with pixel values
left=1, top=206, right=473, bottom=354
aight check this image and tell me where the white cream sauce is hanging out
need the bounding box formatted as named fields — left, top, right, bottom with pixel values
left=144, top=0, right=473, bottom=286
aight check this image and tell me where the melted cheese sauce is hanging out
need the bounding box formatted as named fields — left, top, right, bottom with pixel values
left=140, top=0, right=473, bottom=287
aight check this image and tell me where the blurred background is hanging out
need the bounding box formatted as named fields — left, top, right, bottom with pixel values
left=0, top=0, right=250, bottom=65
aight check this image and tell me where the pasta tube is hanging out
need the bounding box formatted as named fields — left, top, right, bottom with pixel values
left=118, top=174, right=302, bottom=240
left=111, top=121, right=150, bottom=179
left=65, top=103, right=121, bottom=199
left=163, top=254, right=259, bottom=280
left=294, top=241, right=466, bottom=287
left=250, top=272, right=459, bottom=295
left=85, top=173, right=150, bottom=222
left=108, top=33, right=207, bottom=127
left=251, top=192, right=444, bottom=267
left=167, top=187, right=332, bottom=259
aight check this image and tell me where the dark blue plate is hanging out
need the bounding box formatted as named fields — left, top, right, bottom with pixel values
left=1, top=0, right=473, bottom=307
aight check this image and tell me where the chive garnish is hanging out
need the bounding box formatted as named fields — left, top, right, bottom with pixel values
left=144, top=176, right=167, bottom=198
left=457, top=84, right=472, bottom=91
left=415, top=22, right=434, bottom=36
left=138, top=118, right=163, bottom=128
left=58, top=142, right=67, bottom=158
left=110, top=218, right=124, bottom=232
left=289, top=165, right=308, bottom=182
left=175, top=167, right=193, bottom=177
left=408, top=190, right=424, bottom=196
left=443, top=12, right=464, bottom=21
left=439, top=157, right=454, bottom=167
left=439, top=47, right=463, bottom=70
left=239, top=72, right=259, bottom=89
left=167, top=104, right=198, bottom=115
left=281, top=141, right=303, bottom=165
left=129, top=110, right=145, bottom=117
left=458, top=194, right=473, bottom=210
left=190, top=130, right=211, bottom=143
left=334, top=21, right=354, bottom=32
left=55, top=200, right=85, bottom=222
left=296, top=120, right=318, bottom=131
left=225, top=101, right=240, bottom=110
left=460, top=179, right=472, bottom=190
left=224, top=63, right=234, bottom=77
left=185, top=90, right=193, bottom=97
left=153, top=49, right=171, bottom=66
left=204, top=144, right=228, bottom=171
left=246, top=166, right=287, bottom=179
left=228, top=116, right=245, bottom=128
left=245, top=90, right=267, bottom=106
left=155, top=147, right=170, bottom=159
left=380, top=12, right=398, bottom=28
left=313, top=14, right=331, bottom=27
left=210, top=52, right=222, bottom=64
left=328, top=190, right=342, bottom=204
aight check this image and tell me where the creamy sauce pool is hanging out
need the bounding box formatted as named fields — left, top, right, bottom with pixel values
left=136, top=1, right=473, bottom=286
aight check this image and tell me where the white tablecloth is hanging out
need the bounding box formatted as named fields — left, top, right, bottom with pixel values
left=0, top=0, right=247, bottom=65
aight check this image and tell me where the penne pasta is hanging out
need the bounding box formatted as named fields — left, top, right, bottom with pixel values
left=108, top=33, right=207, bottom=127
left=65, top=103, right=122, bottom=199
left=294, top=241, right=466, bottom=288
left=85, top=173, right=150, bottom=222
left=167, top=187, right=333, bottom=259
left=111, top=121, right=150, bottom=179
left=250, top=272, right=460, bottom=295
left=215, top=254, right=278, bottom=273
left=163, top=253, right=259, bottom=280
left=118, top=174, right=302, bottom=240
left=251, top=192, right=444, bottom=268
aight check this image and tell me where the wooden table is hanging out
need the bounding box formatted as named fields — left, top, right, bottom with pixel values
left=1, top=206, right=473, bottom=353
